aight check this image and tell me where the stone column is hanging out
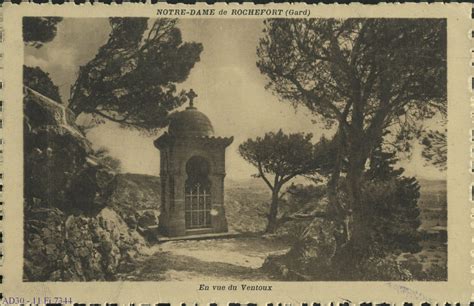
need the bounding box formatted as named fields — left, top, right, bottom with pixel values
left=167, top=174, right=186, bottom=236
left=210, top=173, right=228, bottom=233
left=158, top=174, right=169, bottom=233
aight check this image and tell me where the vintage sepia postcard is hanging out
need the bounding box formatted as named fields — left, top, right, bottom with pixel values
left=0, top=2, right=472, bottom=304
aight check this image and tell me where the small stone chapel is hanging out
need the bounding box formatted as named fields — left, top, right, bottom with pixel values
left=154, top=91, right=233, bottom=237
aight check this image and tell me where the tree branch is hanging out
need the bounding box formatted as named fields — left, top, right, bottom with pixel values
left=286, top=75, right=351, bottom=130
left=93, top=110, right=134, bottom=125
left=258, top=161, right=274, bottom=191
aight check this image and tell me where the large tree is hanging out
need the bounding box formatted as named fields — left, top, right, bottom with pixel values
left=257, top=19, right=446, bottom=257
left=23, top=17, right=63, bottom=48
left=239, top=130, right=333, bottom=233
left=69, top=18, right=203, bottom=132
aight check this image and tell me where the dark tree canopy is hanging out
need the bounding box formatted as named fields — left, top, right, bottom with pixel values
left=239, top=130, right=333, bottom=190
left=23, top=17, right=63, bottom=48
left=257, top=18, right=446, bottom=258
left=69, top=18, right=203, bottom=132
left=257, top=18, right=446, bottom=150
left=363, top=146, right=422, bottom=256
left=24, top=65, right=62, bottom=103
left=239, top=130, right=334, bottom=232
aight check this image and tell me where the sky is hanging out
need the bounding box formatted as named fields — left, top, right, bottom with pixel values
left=24, top=18, right=446, bottom=180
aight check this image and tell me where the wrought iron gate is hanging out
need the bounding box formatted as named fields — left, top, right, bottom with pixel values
left=185, top=182, right=212, bottom=229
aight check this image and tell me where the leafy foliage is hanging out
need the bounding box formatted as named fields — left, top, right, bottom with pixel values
left=239, top=130, right=334, bottom=232
left=69, top=18, right=203, bottom=132
left=362, top=178, right=422, bottom=255
left=257, top=18, right=446, bottom=177
left=23, top=17, right=63, bottom=48
left=24, top=66, right=62, bottom=103
left=93, top=147, right=122, bottom=172
left=421, top=128, right=447, bottom=170
left=285, top=184, right=327, bottom=211
left=265, top=146, right=422, bottom=280
left=257, top=19, right=446, bottom=134
left=362, top=147, right=422, bottom=256
left=365, top=145, right=404, bottom=180
left=239, top=130, right=333, bottom=187
left=358, top=257, right=413, bottom=281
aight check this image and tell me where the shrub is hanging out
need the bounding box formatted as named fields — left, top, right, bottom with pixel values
left=361, top=176, right=422, bottom=257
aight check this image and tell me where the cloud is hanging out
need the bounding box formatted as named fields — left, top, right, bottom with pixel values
left=25, top=18, right=110, bottom=101
left=86, top=121, right=161, bottom=176
left=24, top=54, right=49, bottom=69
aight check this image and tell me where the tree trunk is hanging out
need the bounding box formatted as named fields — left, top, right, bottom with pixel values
left=346, top=163, right=369, bottom=249
left=265, top=190, right=280, bottom=233
left=336, top=142, right=371, bottom=278
left=327, top=128, right=344, bottom=220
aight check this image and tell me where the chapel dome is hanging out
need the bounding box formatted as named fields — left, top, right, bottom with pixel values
left=168, top=106, right=214, bottom=137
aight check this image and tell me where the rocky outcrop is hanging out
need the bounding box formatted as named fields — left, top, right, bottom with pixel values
left=23, top=87, right=149, bottom=281
left=24, top=206, right=147, bottom=281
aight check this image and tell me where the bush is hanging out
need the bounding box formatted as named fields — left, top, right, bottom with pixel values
left=262, top=147, right=423, bottom=280
left=361, top=176, right=422, bottom=257
left=359, top=257, right=413, bottom=281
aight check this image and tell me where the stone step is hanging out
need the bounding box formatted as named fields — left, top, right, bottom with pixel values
left=156, top=231, right=241, bottom=243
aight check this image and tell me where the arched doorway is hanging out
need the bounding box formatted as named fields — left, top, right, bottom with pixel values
left=185, top=156, right=212, bottom=229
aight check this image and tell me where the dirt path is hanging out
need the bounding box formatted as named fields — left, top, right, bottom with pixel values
left=120, top=237, right=290, bottom=281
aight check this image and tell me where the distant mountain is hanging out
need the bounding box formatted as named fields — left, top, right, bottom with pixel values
left=110, top=174, right=446, bottom=233
left=225, top=177, right=268, bottom=191
left=225, top=177, right=448, bottom=232
left=418, top=178, right=447, bottom=193
left=416, top=179, right=447, bottom=230
left=417, top=179, right=446, bottom=209
left=225, top=178, right=270, bottom=233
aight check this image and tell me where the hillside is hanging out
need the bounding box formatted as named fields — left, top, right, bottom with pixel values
left=107, top=173, right=161, bottom=230
left=417, top=179, right=447, bottom=231
left=110, top=173, right=161, bottom=211
left=106, top=175, right=446, bottom=234
left=418, top=178, right=446, bottom=208
left=225, top=178, right=270, bottom=233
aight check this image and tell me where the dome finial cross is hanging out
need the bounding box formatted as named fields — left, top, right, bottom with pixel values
left=186, top=89, right=198, bottom=108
